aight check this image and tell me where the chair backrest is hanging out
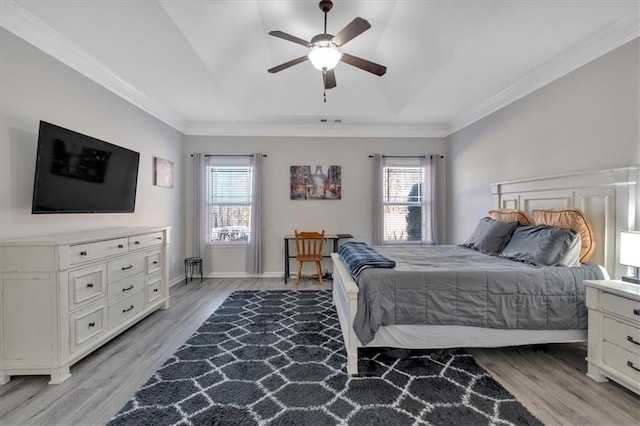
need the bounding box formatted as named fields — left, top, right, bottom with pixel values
left=294, top=230, right=325, bottom=261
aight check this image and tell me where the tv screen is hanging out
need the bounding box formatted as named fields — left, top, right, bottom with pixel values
left=32, top=121, right=140, bottom=213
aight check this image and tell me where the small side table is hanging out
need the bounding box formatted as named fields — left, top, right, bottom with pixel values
left=584, top=279, right=640, bottom=395
left=184, top=257, right=203, bottom=283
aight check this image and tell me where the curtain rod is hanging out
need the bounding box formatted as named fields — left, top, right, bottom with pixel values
left=368, top=155, right=444, bottom=158
left=190, top=154, right=267, bottom=157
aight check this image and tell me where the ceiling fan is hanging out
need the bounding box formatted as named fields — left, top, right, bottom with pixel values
left=267, top=0, right=387, bottom=101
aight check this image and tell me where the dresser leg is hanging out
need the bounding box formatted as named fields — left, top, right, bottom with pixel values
left=0, top=371, right=9, bottom=385
left=586, top=363, right=609, bottom=383
left=48, top=366, right=71, bottom=384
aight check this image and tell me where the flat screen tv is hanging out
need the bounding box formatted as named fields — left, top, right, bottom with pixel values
left=32, top=121, right=140, bottom=213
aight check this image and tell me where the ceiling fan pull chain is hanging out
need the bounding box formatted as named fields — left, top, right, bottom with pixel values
left=323, top=69, right=327, bottom=102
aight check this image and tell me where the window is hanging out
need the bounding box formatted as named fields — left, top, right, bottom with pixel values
left=206, top=157, right=253, bottom=243
left=381, top=157, right=428, bottom=243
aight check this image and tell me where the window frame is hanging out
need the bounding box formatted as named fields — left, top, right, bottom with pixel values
left=380, top=157, right=427, bottom=244
left=205, top=157, right=253, bottom=246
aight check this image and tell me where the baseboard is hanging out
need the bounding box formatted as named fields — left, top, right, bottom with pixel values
left=169, top=276, right=185, bottom=287
left=170, top=272, right=285, bottom=286
left=207, top=272, right=284, bottom=279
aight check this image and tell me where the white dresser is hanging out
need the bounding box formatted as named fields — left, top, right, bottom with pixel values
left=0, top=227, right=170, bottom=384
left=584, top=279, right=640, bottom=395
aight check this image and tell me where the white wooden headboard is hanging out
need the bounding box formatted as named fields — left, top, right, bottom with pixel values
left=491, top=166, right=638, bottom=279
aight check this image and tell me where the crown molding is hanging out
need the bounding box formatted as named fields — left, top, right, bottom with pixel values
left=183, top=122, right=449, bottom=138
left=447, top=12, right=640, bottom=136
left=0, top=0, right=187, bottom=133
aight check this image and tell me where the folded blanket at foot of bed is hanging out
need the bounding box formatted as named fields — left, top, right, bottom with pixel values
left=338, top=241, right=396, bottom=278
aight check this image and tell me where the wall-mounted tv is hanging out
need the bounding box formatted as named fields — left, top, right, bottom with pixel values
left=32, top=121, right=140, bottom=213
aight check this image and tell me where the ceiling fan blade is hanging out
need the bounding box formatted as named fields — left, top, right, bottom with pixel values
left=324, top=69, right=337, bottom=89
left=268, top=30, right=313, bottom=48
left=341, top=53, right=387, bottom=76
left=268, top=56, right=309, bottom=73
left=332, top=17, right=371, bottom=47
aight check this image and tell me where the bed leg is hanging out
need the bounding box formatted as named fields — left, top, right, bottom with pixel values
left=346, top=351, right=358, bottom=375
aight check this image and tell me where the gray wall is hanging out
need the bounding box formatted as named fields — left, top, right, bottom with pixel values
left=447, top=38, right=640, bottom=244
left=0, top=29, right=186, bottom=284
left=184, top=136, right=446, bottom=276
left=2, top=24, right=637, bottom=280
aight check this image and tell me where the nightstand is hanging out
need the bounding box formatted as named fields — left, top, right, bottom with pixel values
left=584, top=280, right=640, bottom=395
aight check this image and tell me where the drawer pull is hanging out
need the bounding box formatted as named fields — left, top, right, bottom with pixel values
left=628, top=336, right=640, bottom=346
left=152, top=261, right=159, bottom=265
left=88, top=322, right=96, bottom=327
left=86, top=283, right=94, bottom=288
left=628, top=361, right=640, bottom=373
left=153, top=288, right=159, bottom=293
left=634, top=308, right=640, bottom=316
left=155, top=237, right=162, bottom=240
left=122, top=285, right=134, bottom=292
left=122, top=305, right=134, bottom=313
left=118, top=244, right=124, bottom=249
left=80, top=251, right=87, bottom=256
left=134, top=241, right=140, bottom=245
left=121, top=265, right=133, bottom=271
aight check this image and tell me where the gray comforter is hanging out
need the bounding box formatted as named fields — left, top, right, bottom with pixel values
left=352, top=245, right=605, bottom=345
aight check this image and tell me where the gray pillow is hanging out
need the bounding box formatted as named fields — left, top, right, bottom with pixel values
left=460, top=217, right=519, bottom=254
left=500, top=224, right=580, bottom=266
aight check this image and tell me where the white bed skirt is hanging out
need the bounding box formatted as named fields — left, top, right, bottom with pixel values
left=367, top=324, right=586, bottom=349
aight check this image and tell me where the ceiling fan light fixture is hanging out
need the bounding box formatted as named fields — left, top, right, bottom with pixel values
left=308, top=45, right=342, bottom=71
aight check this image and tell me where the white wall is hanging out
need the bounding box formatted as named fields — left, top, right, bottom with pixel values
left=0, top=29, right=186, bottom=283
left=447, top=38, right=639, bottom=244
left=184, top=136, right=446, bottom=276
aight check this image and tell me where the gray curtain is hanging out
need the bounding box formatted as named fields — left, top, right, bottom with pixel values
left=246, top=153, right=263, bottom=273
left=372, top=154, right=384, bottom=245
left=427, top=155, right=442, bottom=245
left=192, top=153, right=210, bottom=274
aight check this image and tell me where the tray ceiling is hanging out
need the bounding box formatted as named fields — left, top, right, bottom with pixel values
left=1, top=0, right=638, bottom=137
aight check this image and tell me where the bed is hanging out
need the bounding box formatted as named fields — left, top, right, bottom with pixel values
left=332, top=166, right=638, bottom=375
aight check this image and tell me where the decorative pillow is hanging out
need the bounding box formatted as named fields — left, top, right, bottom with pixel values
left=488, top=209, right=533, bottom=225
left=533, top=208, right=595, bottom=262
left=460, top=217, right=519, bottom=254
left=557, top=234, right=582, bottom=267
left=500, top=224, right=581, bottom=266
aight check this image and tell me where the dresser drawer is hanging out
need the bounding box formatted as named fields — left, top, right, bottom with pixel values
left=108, top=272, right=145, bottom=306
left=107, top=253, right=144, bottom=283
left=69, top=238, right=128, bottom=265
left=603, top=341, right=640, bottom=382
left=604, top=317, right=640, bottom=356
left=129, top=232, right=164, bottom=251
left=70, top=302, right=106, bottom=352
left=146, top=252, right=162, bottom=275
left=145, top=276, right=163, bottom=306
left=69, top=265, right=106, bottom=310
left=602, top=292, right=640, bottom=324
left=108, top=292, right=144, bottom=329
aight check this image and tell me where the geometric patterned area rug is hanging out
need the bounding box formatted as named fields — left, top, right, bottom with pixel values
left=109, top=290, right=542, bottom=426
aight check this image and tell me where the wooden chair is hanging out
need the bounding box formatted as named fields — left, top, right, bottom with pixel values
left=294, top=230, right=325, bottom=284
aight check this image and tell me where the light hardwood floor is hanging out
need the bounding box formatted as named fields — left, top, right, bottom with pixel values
left=1, top=278, right=638, bottom=426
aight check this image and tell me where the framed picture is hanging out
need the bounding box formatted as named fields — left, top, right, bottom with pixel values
left=154, top=157, right=174, bottom=188
left=290, top=164, right=341, bottom=200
